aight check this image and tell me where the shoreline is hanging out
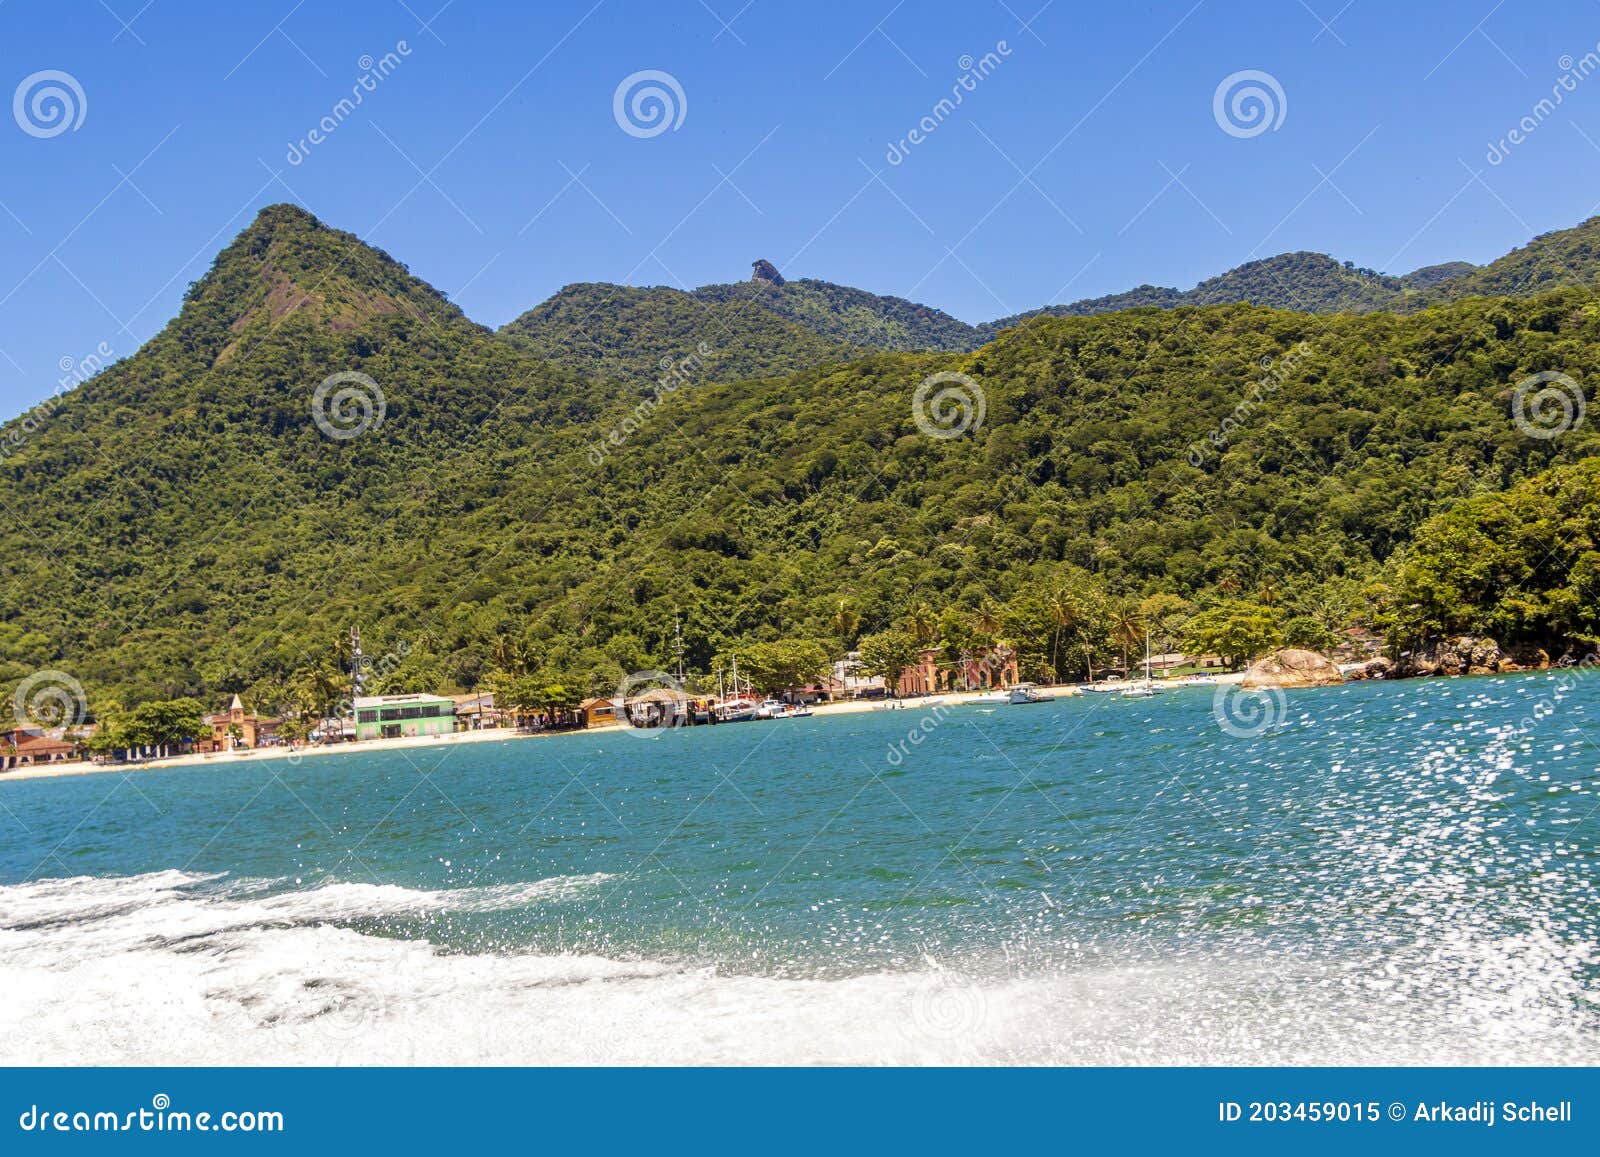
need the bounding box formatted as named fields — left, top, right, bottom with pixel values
left=0, top=676, right=1247, bottom=787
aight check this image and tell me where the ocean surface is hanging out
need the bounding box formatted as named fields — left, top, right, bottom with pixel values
left=2, top=673, right=1597, bottom=1065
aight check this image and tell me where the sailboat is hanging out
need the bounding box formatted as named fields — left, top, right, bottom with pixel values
left=1119, top=630, right=1157, bottom=698
left=715, top=655, right=760, bottom=722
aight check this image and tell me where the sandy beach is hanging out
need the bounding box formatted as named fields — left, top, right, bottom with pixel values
left=0, top=677, right=1241, bottom=786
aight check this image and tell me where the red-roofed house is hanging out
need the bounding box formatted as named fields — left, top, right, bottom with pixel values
left=1, top=727, right=81, bottom=770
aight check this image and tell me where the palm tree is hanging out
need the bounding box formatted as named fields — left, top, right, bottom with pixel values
left=291, top=666, right=343, bottom=739
left=972, top=601, right=1003, bottom=646
left=831, top=598, right=860, bottom=648
left=491, top=635, right=524, bottom=675
left=906, top=601, right=938, bottom=646
left=1045, top=585, right=1081, bottom=679
left=1108, top=597, right=1144, bottom=670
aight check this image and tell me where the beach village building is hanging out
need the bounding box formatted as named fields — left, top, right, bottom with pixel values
left=451, top=691, right=504, bottom=730
left=199, top=694, right=281, bottom=752
left=0, top=727, right=81, bottom=770
left=896, top=647, right=1020, bottom=695
left=353, top=693, right=457, bottom=741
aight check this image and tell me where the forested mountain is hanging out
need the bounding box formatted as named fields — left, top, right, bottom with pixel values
left=501, top=281, right=863, bottom=387
left=691, top=272, right=979, bottom=351
left=1400, top=261, right=1478, bottom=290
left=501, top=263, right=976, bottom=387
left=5, top=204, right=1600, bottom=718
left=506, top=216, right=1600, bottom=381
left=978, top=253, right=1413, bottom=335
left=1417, top=216, right=1600, bottom=300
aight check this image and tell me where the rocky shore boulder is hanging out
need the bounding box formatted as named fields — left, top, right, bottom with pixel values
left=1344, top=656, right=1394, bottom=680
left=1391, top=636, right=1541, bottom=677
left=1241, top=648, right=1346, bottom=690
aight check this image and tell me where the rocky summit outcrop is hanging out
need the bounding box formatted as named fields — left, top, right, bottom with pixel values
left=1241, top=648, right=1346, bottom=690
left=750, top=258, right=786, bottom=286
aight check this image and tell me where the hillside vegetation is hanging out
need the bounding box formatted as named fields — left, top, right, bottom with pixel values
left=5, top=205, right=1600, bottom=720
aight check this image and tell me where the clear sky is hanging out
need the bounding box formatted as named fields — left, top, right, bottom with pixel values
left=4, top=0, right=1600, bottom=416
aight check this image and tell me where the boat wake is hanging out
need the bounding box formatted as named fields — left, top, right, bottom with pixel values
left=2, top=870, right=1596, bottom=1065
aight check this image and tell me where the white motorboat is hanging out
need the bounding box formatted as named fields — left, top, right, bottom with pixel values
left=1081, top=676, right=1125, bottom=694
left=1007, top=683, right=1055, bottom=704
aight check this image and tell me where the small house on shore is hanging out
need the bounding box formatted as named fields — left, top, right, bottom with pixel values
left=578, top=697, right=618, bottom=728
left=452, top=691, right=503, bottom=730
left=0, top=727, right=81, bottom=770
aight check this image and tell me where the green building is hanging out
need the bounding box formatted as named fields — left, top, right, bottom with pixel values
left=353, top=694, right=456, bottom=741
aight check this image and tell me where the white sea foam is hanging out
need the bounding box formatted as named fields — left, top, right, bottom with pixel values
left=2, top=870, right=1595, bottom=1065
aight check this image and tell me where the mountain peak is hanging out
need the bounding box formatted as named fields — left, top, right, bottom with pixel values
left=175, top=202, right=462, bottom=353
left=751, top=259, right=786, bottom=287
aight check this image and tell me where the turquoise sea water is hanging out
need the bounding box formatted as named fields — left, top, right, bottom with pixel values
left=2, top=673, right=1597, bottom=1064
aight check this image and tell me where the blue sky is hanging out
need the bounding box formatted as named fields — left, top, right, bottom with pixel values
left=4, top=0, right=1600, bottom=416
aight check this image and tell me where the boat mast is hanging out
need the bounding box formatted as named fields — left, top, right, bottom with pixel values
left=672, top=612, right=685, bottom=683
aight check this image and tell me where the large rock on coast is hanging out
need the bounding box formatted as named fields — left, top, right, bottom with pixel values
left=1344, top=656, right=1394, bottom=680
left=1392, top=636, right=1543, bottom=678
left=1241, top=648, right=1345, bottom=690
